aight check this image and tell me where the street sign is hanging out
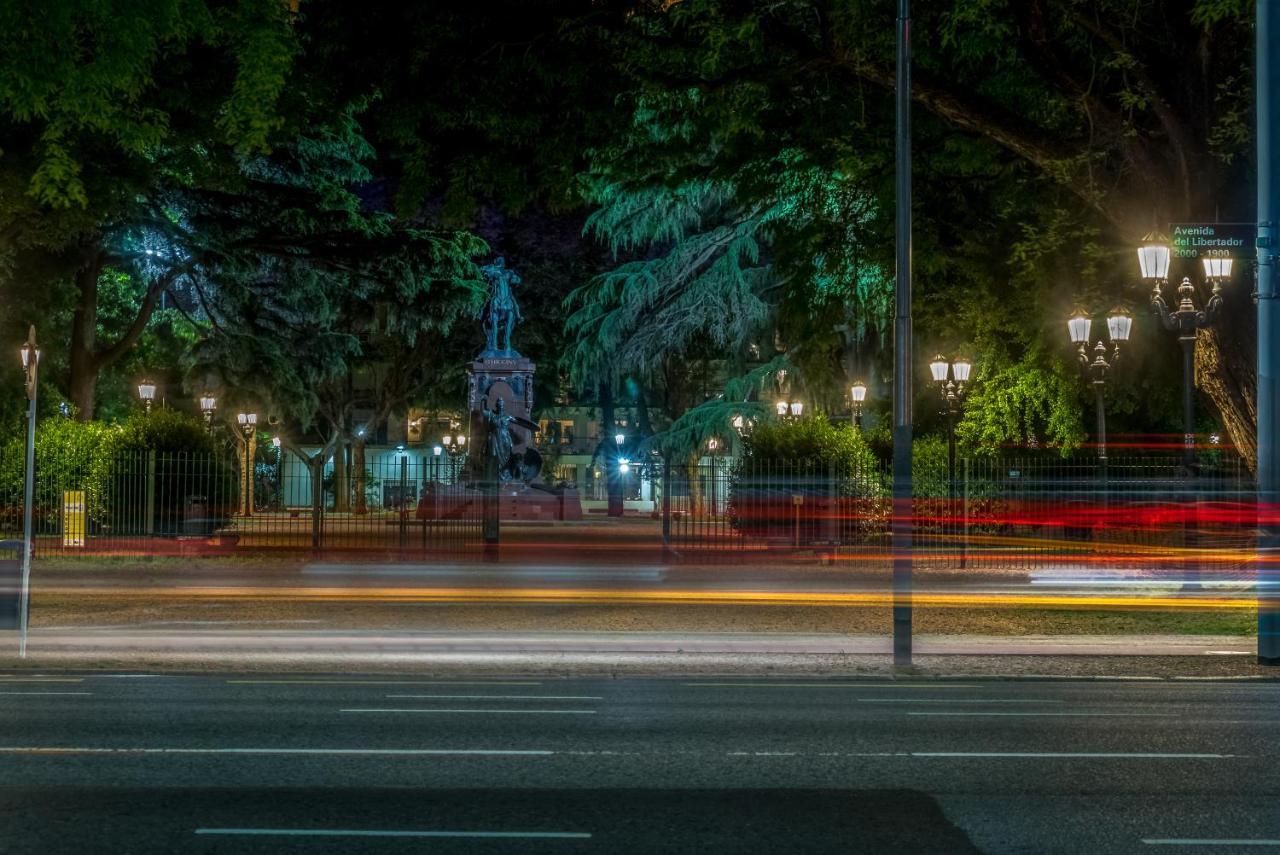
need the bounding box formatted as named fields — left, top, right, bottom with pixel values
left=62, top=491, right=84, bottom=547
left=1169, top=223, right=1256, bottom=259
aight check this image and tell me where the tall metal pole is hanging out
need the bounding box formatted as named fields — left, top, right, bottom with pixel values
left=1180, top=334, right=1200, bottom=588
left=243, top=434, right=253, bottom=518
left=1094, top=378, right=1109, bottom=524
left=18, top=326, right=37, bottom=659
left=892, top=0, right=914, bottom=667
left=1179, top=335, right=1197, bottom=469
left=1094, top=383, right=1108, bottom=466
left=1257, top=0, right=1280, bottom=664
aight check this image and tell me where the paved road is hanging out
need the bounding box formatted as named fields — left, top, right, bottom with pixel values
left=34, top=558, right=1264, bottom=602
left=10, top=628, right=1259, bottom=665
left=0, top=673, right=1276, bottom=853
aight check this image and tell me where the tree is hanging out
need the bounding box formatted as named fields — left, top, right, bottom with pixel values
left=590, top=0, right=1254, bottom=462
left=186, top=115, right=488, bottom=510
left=0, top=0, right=299, bottom=418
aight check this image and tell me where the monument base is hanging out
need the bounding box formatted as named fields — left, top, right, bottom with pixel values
left=416, top=482, right=584, bottom=522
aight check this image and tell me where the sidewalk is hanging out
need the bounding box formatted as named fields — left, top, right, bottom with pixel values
left=0, top=629, right=1269, bottom=678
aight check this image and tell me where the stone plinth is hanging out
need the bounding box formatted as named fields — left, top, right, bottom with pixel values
left=466, top=354, right=536, bottom=457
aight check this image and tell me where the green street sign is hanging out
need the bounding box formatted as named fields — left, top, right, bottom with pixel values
left=1169, top=223, right=1256, bottom=259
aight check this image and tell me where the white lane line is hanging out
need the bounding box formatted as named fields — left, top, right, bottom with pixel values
left=1143, top=840, right=1280, bottom=847
left=914, top=752, right=1234, bottom=759
left=227, top=680, right=542, bottom=686
left=0, top=747, right=554, bottom=756
left=0, top=679, right=82, bottom=684
left=0, top=746, right=1239, bottom=760
left=907, top=712, right=1175, bottom=718
left=386, top=695, right=603, bottom=701
left=195, top=828, right=591, bottom=840
left=857, top=699, right=1066, bottom=704
left=684, top=683, right=979, bottom=689
left=0, top=692, right=93, bottom=696
left=340, top=708, right=597, bottom=715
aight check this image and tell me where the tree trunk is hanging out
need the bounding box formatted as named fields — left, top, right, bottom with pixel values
left=333, top=442, right=350, bottom=512
left=68, top=252, right=103, bottom=421
left=353, top=438, right=368, bottom=514
left=685, top=451, right=704, bottom=517
left=1198, top=322, right=1257, bottom=470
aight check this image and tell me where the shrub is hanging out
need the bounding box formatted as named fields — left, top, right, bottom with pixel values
left=729, top=417, right=888, bottom=544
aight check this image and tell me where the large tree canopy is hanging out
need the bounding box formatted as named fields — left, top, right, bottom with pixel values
left=562, top=0, right=1252, bottom=461
left=0, top=0, right=300, bottom=419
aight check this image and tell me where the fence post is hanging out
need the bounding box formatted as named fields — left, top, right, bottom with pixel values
left=661, top=456, right=672, bottom=562
left=310, top=458, right=323, bottom=550
left=483, top=457, right=500, bottom=561
left=145, top=449, right=156, bottom=536
left=398, top=456, right=408, bottom=549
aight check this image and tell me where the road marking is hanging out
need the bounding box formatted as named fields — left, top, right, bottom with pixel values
left=913, top=752, right=1233, bottom=759
left=683, top=683, right=979, bottom=689
left=195, top=828, right=591, bottom=840
left=340, top=708, right=597, bottom=715
left=0, top=746, right=1237, bottom=761
left=1143, top=840, right=1280, bottom=847
left=0, top=678, right=82, bottom=683
left=907, top=711, right=1174, bottom=718
left=0, top=747, right=554, bottom=756
left=386, top=695, right=603, bottom=701
left=0, top=692, right=92, bottom=696
left=857, top=699, right=1066, bottom=704
left=227, top=680, right=542, bottom=686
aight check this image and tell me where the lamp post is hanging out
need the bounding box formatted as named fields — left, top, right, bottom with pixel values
left=136, top=379, right=156, bottom=414
left=1139, top=232, right=1229, bottom=468
left=775, top=400, right=804, bottom=420
left=1067, top=308, right=1132, bottom=476
left=442, top=434, right=466, bottom=483
left=199, top=393, right=217, bottom=431
left=929, top=354, right=971, bottom=489
left=1140, top=233, right=1230, bottom=591
left=851, top=381, right=867, bottom=430
left=18, top=327, right=38, bottom=658
left=271, top=435, right=283, bottom=511
left=930, top=354, right=970, bottom=572
left=236, top=412, right=257, bottom=517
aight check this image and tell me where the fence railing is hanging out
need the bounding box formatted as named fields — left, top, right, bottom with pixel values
left=0, top=448, right=486, bottom=557
left=0, top=444, right=1256, bottom=570
left=664, top=454, right=1256, bottom=571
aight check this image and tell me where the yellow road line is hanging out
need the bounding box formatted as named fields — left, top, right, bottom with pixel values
left=50, top=586, right=1259, bottom=611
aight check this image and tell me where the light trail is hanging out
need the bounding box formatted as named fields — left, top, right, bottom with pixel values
left=36, top=584, right=1261, bottom=610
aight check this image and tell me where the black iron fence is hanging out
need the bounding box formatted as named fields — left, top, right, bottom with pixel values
left=665, top=454, right=1255, bottom=571
left=0, top=448, right=486, bottom=557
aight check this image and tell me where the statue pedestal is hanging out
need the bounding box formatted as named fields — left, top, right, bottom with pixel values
left=467, top=354, right=536, bottom=461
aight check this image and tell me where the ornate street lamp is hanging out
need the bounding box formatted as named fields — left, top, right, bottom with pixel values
left=199, top=393, right=217, bottom=429
left=774, top=400, right=804, bottom=420
left=929, top=354, right=972, bottom=497
left=1140, top=234, right=1228, bottom=468
left=851, top=381, right=868, bottom=430
left=236, top=412, right=257, bottom=517
left=1067, top=307, right=1131, bottom=472
left=137, top=379, right=157, bottom=413
left=1137, top=230, right=1172, bottom=283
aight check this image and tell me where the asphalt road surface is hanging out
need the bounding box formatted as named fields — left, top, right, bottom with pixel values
left=0, top=674, right=1276, bottom=853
